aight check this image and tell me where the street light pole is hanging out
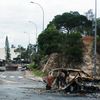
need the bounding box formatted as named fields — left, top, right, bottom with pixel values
left=24, top=32, right=30, bottom=45
left=30, top=1, right=44, bottom=31
left=93, top=0, right=97, bottom=78
left=29, top=21, right=37, bottom=44
left=29, top=21, right=38, bottom=52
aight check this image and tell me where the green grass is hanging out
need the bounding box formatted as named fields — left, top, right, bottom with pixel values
left=32, top=69, right=47, bottom=77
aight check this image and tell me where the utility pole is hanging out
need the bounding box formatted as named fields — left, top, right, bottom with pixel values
left=93, top=0, right=97, bottom=78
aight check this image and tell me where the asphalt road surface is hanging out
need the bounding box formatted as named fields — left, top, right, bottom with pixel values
left=0, top=70, right=100, bottom=100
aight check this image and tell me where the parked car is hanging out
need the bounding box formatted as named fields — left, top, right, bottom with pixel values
left=0, top=67, right=6, bottom=72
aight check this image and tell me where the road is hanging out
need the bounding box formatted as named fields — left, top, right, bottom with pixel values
left=0, top=70, right=45, bottom=100
left=0, top=70, right=100, bottom=100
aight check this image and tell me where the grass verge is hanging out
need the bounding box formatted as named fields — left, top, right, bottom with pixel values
left=32, top=69, right=47, bottom=77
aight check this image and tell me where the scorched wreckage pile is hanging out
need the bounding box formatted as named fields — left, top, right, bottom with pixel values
left=43, top=68, right=100, bottom=93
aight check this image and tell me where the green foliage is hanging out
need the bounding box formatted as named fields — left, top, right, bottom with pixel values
left=66, top=46, right=83, bottom=64
left=38, top=22, right=83, bottom=67
left=28, top=62, right=47, bottom=77
left=37, top=11, right=89, bottom=68
left=64, top=32, right=83, bottom=65
left=14, top=44, right=36, bottom=63
left=53, top=12, right=92, bottom=35
left=66, top=32, right=82, bottom=46
left=28, top=62, right=38, bottom=70
left=32, top=69, right=47, bottom=77
left=14, top=45, right=26, bottom=60
left=26, top=44, right=36, bottom=62
left=38, top=24, right=65, bottom=55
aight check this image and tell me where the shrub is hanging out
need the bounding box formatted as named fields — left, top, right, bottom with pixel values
left=28, top=62, right=38, bottom=70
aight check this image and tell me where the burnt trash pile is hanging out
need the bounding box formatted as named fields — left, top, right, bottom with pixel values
left=43, top=68, right=100, bottom=94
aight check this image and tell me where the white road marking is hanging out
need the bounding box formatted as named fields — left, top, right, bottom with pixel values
left=0, top=75, right=24, bottom=79
left=0, top=71, right=24, bottom=81
left=18, top=76, right=23, bottom=79
left=1, top=79, right=18, bottom=83
left=0, top=75, right=6, bottom=78
left=9, top=76, right=15, bottom=78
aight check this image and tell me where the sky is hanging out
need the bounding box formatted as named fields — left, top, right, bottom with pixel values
left=0, top=0, right=100, bottom=48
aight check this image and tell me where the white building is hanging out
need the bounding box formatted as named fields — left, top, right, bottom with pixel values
left=0, top=48, right=19, bottom=60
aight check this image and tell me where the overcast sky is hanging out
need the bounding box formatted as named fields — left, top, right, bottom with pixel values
left=0, top=0, right=100, bottom=48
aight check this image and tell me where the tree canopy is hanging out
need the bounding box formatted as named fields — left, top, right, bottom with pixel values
left=37, top=11, right=100, bottom=68
left=53, top=12, right=92, bottom=35
left=38, top=21, right=83, bottom=66
left=38, top=24, right=64, bottom=55
left=14, top=44, right=36, bottom=63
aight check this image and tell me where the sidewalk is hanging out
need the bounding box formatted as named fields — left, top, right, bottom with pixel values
left=25, top=70, right=43, bottom=82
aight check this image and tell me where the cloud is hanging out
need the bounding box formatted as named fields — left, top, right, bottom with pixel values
left=0, top=0, right=100, bottom=48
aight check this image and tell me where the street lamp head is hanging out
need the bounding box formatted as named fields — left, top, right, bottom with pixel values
left=30, top=1, right=44, bottom=31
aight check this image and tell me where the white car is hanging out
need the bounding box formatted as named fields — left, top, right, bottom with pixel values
left=0, top=66, right=6, bottom=72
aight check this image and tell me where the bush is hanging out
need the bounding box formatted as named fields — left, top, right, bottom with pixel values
left=32, top=69, right=47, bottom=77
left=28, top=62, right=38, bottom=70
left=28, top=62, right=47, bottom=77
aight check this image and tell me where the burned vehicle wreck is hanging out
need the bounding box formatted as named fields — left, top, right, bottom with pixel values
left=43, top=68, right=100, bottom=93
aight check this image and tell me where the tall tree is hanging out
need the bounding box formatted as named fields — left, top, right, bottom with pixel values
left=85, top=9, right=94, bottom=21
left=38, top=24, right=65, bottom=55
left=5, top=36, right=11, bottom=63
left=14, top=45, right=26, bottom=61
left=26, top=44, right=36, bottom=62
left=14, top=44, right=36, bottom=63
left=53, top=12, right=92, bottom=35
left=38, top=16, right=84, bottom=68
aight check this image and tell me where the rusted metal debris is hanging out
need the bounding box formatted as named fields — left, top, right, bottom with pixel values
left=43, top=68, right=100, bottom=94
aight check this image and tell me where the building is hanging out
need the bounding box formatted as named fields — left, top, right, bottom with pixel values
left=0, top=48, right=19, bottom=60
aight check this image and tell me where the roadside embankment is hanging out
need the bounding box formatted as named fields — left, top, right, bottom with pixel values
left=25, top=70, right=43, bottom=82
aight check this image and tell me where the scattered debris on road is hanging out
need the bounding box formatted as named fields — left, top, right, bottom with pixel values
left=42, top=68, right=100, bottom=94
